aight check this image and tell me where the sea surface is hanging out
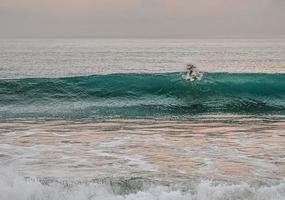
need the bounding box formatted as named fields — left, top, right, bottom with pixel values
left=0, top=38, right=285, bottom=200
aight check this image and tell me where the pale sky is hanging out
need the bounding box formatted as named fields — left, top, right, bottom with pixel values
left=0, top=0, right=284, bottom=38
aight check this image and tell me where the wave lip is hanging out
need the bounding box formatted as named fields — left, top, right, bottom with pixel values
left=0, top=72, right=285, bottom=119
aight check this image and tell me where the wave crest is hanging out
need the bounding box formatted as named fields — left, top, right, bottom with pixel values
left=0, top=73, right=284, bottom=119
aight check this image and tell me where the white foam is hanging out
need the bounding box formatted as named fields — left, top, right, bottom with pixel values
left=0, top=168, right=284, bottom=200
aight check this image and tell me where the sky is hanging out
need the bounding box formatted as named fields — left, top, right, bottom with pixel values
left=0, top=0, right=285, bottom=38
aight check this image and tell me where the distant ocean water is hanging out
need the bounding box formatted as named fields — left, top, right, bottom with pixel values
left=0, top=39, right=285, bottom=200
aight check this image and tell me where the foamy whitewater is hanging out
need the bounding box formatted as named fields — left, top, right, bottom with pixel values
left=0, top=39, right=285, bottom=200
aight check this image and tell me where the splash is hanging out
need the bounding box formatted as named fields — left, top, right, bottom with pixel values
left=0, top=168, right=284, bottom=200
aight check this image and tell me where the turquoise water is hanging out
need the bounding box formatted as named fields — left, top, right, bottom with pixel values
left=1, top=72, right=285, bottom=119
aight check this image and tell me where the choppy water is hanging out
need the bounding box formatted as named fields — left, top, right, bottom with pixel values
left=0, top=39, right=285, bottom=200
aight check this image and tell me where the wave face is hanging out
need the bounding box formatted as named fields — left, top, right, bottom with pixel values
left=0, top=73, right=284, bottom=119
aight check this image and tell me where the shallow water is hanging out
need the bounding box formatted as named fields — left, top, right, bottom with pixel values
left=0, top=39, right=285, bottom=199
left=1, top=116, right=285, bottom=199
left=1, top=116, right=285, bottom=181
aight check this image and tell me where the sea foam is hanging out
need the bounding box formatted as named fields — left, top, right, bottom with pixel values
left=0, top=168, right=284, bottom=200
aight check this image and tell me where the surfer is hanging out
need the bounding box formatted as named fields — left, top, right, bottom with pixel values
left=185, top=63, right=203, bottom=81
left=186, top=64, right=196, bottom=77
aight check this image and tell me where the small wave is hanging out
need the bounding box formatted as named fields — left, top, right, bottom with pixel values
left=0, top=168, right=284, bottom=200
left=0, top=72, right=284, bottom=119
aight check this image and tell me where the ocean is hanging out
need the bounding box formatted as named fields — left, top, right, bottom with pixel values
left=0, top=38, right=285, bottom=200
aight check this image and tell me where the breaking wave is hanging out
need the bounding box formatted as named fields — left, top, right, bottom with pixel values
left=1, top=168, right=285, bottom=200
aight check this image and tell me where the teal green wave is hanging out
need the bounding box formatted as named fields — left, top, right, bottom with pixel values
left=0, top=72, right=284, bottom=119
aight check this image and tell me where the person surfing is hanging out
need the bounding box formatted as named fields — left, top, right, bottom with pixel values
left=185, top=64, right=203, bottom=81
